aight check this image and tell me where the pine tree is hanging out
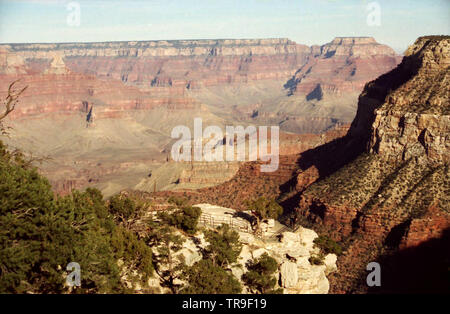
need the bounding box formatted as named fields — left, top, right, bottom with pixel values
left=147, top=225, right=186, bottom=294
left=181, top=259, right=242, bottom=294
left=204, top=224, right=242, bottom=268
left=246, top=197, right=283, bottom=234
left=242, top=253, right=282, bottom=294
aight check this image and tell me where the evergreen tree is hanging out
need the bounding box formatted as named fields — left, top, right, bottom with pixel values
left=0, top=152, right=153, bottom=293
left=181, top=259, right=241, bottom=294
left=148, top=225, right=186, bottom=294
left=246, top=197, right=283, bottom=234
left=242, top=253, right=282, bottom=294
left=109, top=194, right=138, bottom=228
left=204, top=224, right=242, bottom=268
left=158, top=205, right=201, bottom=235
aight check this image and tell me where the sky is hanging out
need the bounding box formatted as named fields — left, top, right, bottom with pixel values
left=0, top=0, right=448, bottom=53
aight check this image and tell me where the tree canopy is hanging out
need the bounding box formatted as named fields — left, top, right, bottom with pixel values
left=180, top=259, right=242, bottom=294
left=204, top=224, right=242, bottom=268
left=242, top=253, right=282, bottom=294
left=0, top=145, right=153, bottom=293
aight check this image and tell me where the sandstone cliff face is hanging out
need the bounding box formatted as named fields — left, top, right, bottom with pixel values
left=0, top=37, right=400, bottom=196
left=4, top=39, right=310, bottom=89
left=286, top=37, right=401, bottom=97
left=7, top=38, right=303, bottom=57
left=0, top=47, right=27, bottom=75
left=294, top=36, right=450, bottom=293
left=366, top=38, right=449, bottom=164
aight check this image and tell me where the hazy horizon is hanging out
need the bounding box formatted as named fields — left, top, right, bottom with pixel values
left=0, top=0, right=449, bottom=54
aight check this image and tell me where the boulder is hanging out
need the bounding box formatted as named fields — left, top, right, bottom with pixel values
left=280, top=261, right=298, bottom=288
left=297, top=227, right=318, bottom=250
left=252, top=248, right=269, bottom=259
left=323, top=254, right=338, bottom=275
left=280, top=231, right=300, bottom=243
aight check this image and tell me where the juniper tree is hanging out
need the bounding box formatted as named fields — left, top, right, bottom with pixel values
left=204, top=224, right=242, bottom=268
left=158, top=205, right=201, bottom=235
left=246, top=197, right=283, bottom=234
left=148, top=225, right=186, bottom=294
left=180, top=259, right=242, bottom=294
left=242, top=253, right=283, bottom=294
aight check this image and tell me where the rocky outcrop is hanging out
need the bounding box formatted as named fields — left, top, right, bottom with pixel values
left=0, top=36, right=399, bottom=197
left=365, top=38, right=449, bottom=164
left=43, top=53, right=71, bottom=75
left=3, top=39, right=310, bottom=88
left=293, top=36, right=450, bottom=293
left=0, top=46, right=27, bottom=74
left=142, top=222, right=337, bottom=294
left=237, top=227, right=337, bottom=294
left=286, top=37, right=401, bottom=97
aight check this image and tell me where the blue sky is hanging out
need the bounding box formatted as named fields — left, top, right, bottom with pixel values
left=0, top=0, right=448, bottom=52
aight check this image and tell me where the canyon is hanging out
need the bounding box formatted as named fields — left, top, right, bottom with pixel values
left=138, top=36, right=449, bottom=293
left=0, top=37, right=400, bottom=196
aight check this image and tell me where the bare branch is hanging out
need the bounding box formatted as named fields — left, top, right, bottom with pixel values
left=0, top=79, right=28, bottom=122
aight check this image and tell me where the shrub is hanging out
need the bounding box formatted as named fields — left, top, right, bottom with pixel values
left=158, top=205, right=201, bottom=235
left=181, top=259, right=242, bottom=294
left=242, top=253, right=283, bottom=294
left=246, top=197, right=283, bottom=233
left=167, top=196, right=186, bottom=207
left=313, top=235, right=343, bottom=255
left=204, top=224, right=242, bottom=268
left=308, top=253, right=325, bottom=265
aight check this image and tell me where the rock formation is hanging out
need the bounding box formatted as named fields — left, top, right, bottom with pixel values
left=293, top=36, right=449, bottom=293
left=286, top=37, right=400, bottom=97
left=43, top=53, right=71, bottom=75
left=6, top=38, right=310, bottom=88
left=0, top=37, right=400, bottom=196
left=0, top=46, right=27, bottom=75
left=147, top=36, right=449, bottom=294
left=139, top=215, right=337, bottom=294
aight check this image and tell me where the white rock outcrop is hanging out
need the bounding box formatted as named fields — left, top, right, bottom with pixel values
left=235, top=226, right=337, bottom=294
left=144, top=224, right=337, bottom=294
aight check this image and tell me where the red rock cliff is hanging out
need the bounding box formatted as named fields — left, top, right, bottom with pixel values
left=294, top=36, right=449, bottom=293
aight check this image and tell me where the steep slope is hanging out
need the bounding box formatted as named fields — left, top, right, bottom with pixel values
left=251, top=37, right=402, bottom=133
left=294, top=36, right=450, bottom=293
left=140, top=36, right=450, bottom=293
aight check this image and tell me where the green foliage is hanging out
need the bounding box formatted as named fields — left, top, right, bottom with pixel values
left=181, top=259, right=242, bottom=294
left=246, top=197, right=283, bottom=233
left=167, top=196, right=186, bottom=207
left=204, top=224, right=242, bottom=268
left=0, top=146, right=153, bottom=293
left=313, top=235, right=343, bottom=255
left=111, top=226, right=153, bottom=282
left=242, top=253, right=282, bottom=294
left=158, top=205, right=201, bottom=235
left=246, top=197, right=283, bottom=221
left=109, top=194, right=137, bottom=219
left=147, top=225, right=186, bottom=294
